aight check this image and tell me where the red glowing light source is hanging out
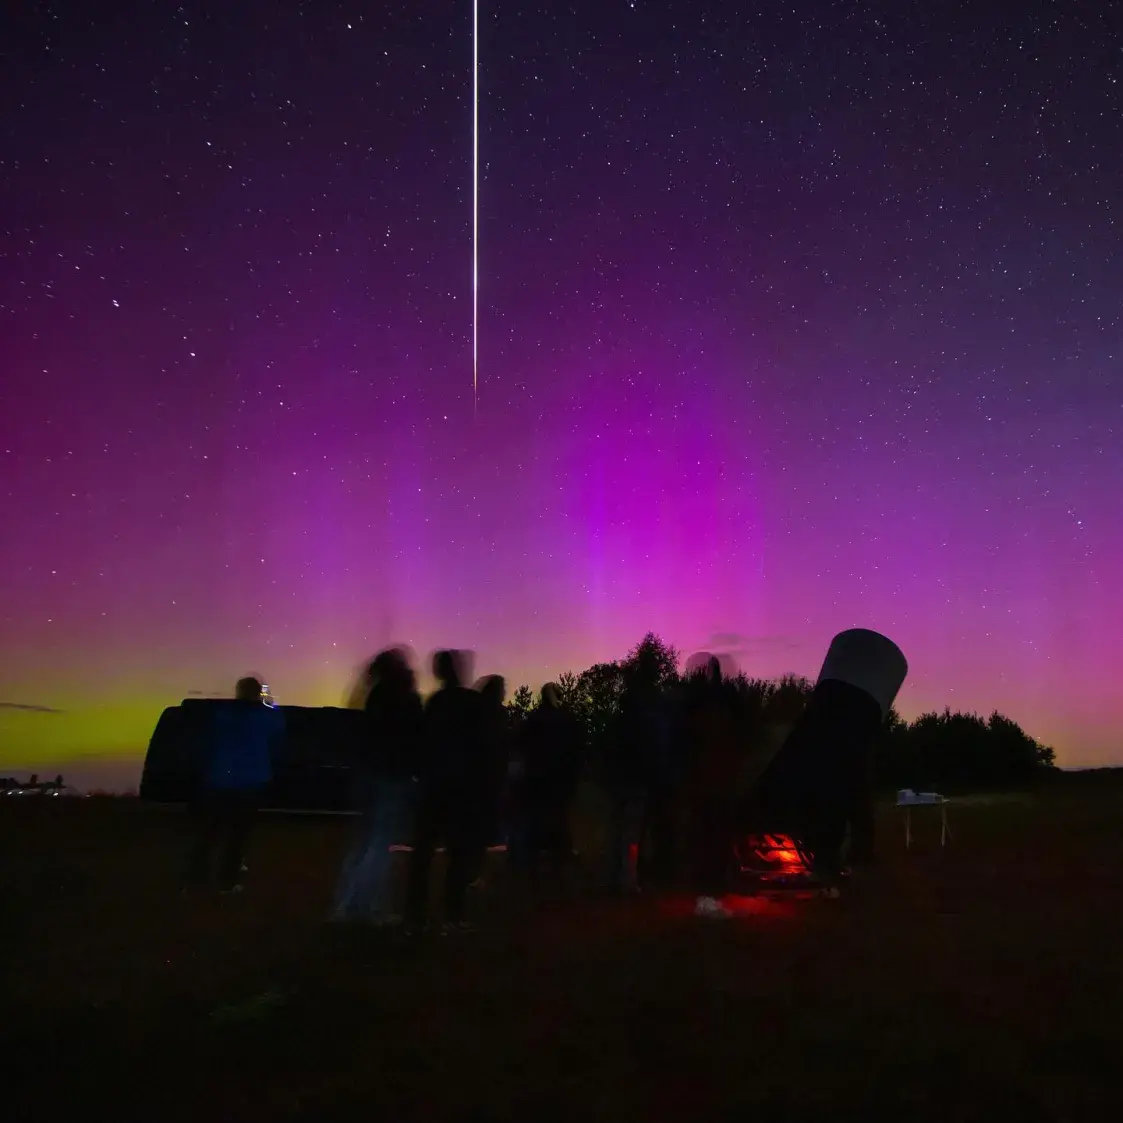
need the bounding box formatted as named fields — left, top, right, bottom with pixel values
left=736, top=833, right=814, bottom=882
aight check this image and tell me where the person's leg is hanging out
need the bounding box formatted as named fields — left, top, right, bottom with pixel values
left=405, top=786, right=437, bottom=928
left=523, top=797, right=545, bottom=888
left=806, top=809, right=848, bottom=885
left=218, top=790, right=255, bottom=890
left=557, top=792, right=578, bottom=885
left=462, top=789, right=491, bottom=888
left=617, top=790, right=642, bottom=891
left=506, top=807, right=525, bottom=875
left=605, top=789, right=624, bottom=890
left=649, top=788, right=675, bottom=887
left=365, top=780, right=413, bottom=918
left=333, top=793, right=390, bottom=920
left=635, top=789, right=653, bottom=888
left=607, top=788, right=639, bottom=892
left=691, top=796, right=732, bottom=915
left=185, top=791, right=220, bottom=886
left=465, top=842, right=486, bottom=888
left=686, top=798, right=700, bottom=883
left=331, top=818, right=370, bottom=920
left=505, top=781, right=527, bottom=877
left=444, top=798, right=473, bottom=925
left=630, top=790, right=649, bottom=889
left=703, top=800, right=732, bottom=897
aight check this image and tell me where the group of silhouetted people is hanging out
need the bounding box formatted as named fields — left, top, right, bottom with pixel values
left=603, top=649, right=755, bottom=917
left=182, top=645, right=855, bottom=925
left=331, top=648, right=588, bottom=931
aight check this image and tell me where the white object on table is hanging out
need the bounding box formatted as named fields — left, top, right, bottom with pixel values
left=895, top=789, right=951, bottom=848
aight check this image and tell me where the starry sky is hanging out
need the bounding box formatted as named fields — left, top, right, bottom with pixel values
left=2, top=0, right=1120, bottom=788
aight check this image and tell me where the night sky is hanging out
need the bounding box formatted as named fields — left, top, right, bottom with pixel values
left=2, top=0, right=1120, bottom=787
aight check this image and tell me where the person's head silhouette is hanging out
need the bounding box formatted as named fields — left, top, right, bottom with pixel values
left=476, top=674, right=506, bottom=707
left=369, top=648, right=409, bottom=689
left=235, top=677, right=263, bottom=703
left=433, top=650, right=461, bottom=689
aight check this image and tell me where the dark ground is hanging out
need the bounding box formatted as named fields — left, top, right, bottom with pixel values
left=3, top=778, right=1123, bottom=1121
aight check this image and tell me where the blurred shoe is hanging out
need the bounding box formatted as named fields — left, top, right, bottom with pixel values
left=441, top=920, right=477, bottom=935
left=219, top=884, right=245, bottom=896
left=694, top=895, right=733, bottom=919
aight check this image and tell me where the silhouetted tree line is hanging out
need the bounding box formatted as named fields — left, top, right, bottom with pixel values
left=877, top=707, right=1056, bottom=791
left=505, top=633, right=1057, bottom=793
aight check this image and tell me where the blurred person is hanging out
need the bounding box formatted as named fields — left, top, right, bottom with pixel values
left=643, top=674, right=692, bottom=889
left=683, top=655, right=741, bottom=919
left=506, top=716, right=531, bottom=873
left=331, top=648, right=423, bottom=924
left=518, top=682, right=583, bottom=888
left=185, top=676, right=285, bottom=893
left=605, top=664, right=671, bottom=894
left=344, top=663, right=374, bottom=711
left=405, top=650, right=487, bottom=932
left=466, top=674, right=509, bottom=888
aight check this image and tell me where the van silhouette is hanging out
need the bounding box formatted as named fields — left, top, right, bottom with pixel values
left=140, top=698, right=365, bottom=811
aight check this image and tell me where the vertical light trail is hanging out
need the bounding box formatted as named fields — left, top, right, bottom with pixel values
left=472, top=0, right=479, bottom=415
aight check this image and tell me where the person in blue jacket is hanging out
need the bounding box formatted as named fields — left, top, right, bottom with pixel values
left=185, top=676, right=285, bottom=892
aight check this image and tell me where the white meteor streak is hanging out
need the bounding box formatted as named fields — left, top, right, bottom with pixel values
left=472, top=0, right=479, bottom=414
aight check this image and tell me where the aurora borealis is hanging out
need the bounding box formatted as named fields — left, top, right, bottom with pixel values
left=2, top=1, right=1120, bottom=788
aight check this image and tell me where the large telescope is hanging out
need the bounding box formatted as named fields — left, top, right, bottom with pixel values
left=752, top=628, right=908, bottom=881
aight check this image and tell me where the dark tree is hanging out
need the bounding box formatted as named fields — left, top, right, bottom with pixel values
left=620, top=633, right=680, bottom=690
left=507, top=685, right=535, bottom=723
left=764, top=673, right=814, bottom=725
left=876, top=707, right=1057, bottom=790
left=986, top=711, right=1056, bottom=781
left=573, top=661, right=625, bottom=758
left=554, top=670, right=582, bottom=711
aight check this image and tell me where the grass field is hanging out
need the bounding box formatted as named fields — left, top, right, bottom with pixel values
left=3, top=779, right=1123, bottom=1121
